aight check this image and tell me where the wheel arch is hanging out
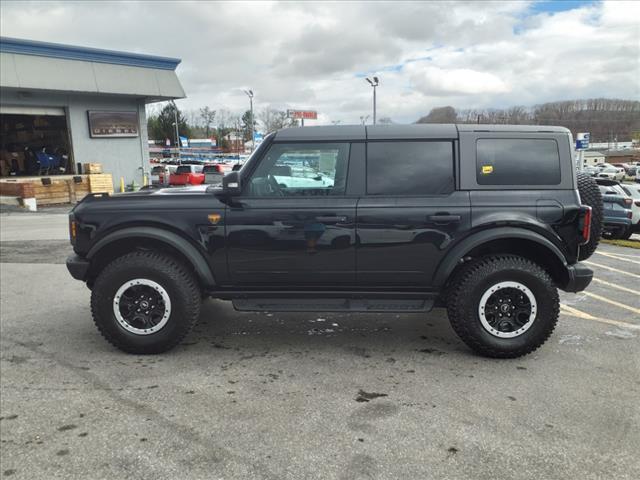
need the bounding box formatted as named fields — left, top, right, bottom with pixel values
left=434, top=227, right=570, bottom=289
left=86, top=227, right=216, bottom=288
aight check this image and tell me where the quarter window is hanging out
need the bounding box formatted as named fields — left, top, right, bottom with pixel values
left=476, top=139, right=561, bottom=185
left=366, top=141, right=454, bottom=195
left=247, top=143, right=350, bottom=197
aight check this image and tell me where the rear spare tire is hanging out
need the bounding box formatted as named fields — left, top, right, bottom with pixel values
left=576, top=171, right=603, bottom=260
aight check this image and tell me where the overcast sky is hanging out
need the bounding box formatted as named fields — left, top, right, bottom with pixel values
left=1, top=0, right=638, bottom=125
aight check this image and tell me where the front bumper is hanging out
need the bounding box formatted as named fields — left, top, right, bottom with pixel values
left=66, top=254, right=90, bottom=281
left=563, top=262, right=593, bottom=293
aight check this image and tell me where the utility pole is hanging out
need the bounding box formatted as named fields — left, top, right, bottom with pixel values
left=243, top=90, right=254, bottom=151
left=365, top=77, right=379, bottom=125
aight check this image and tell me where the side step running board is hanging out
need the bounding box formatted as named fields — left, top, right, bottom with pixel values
left=232, top=298, right=434, bottom=313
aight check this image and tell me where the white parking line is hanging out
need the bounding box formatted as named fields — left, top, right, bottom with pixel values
left=595, top=251, right=640, bottom=265
left=582, top=292, right=640, bottom=315
left=584, top=261, right=640, bottom=279
left=560, top=304, right=640, bottom=330
left=591, top=278, right=640, bottom=295
left=596, top=251, right=640, bottom=259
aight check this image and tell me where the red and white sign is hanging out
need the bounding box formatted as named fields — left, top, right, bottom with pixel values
left=287, top=109, right=318, bottom=120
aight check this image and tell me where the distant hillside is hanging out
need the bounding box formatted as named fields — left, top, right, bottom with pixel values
left=416, top=99, right=640, bottom=142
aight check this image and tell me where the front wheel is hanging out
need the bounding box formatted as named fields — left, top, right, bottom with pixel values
left=91, top=251, right=201, bottom=354
left=446, top=255, right=559, bottom=358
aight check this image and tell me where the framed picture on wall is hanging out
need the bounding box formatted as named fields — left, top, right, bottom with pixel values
left=88, top=110, right=139, bottom=138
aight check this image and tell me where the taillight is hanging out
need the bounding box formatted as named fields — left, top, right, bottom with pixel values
left=624, top=198, right=632, bottom=206
left=628, top=211, right=633, bottom=219
left=579, top=206, right=592, bottom=245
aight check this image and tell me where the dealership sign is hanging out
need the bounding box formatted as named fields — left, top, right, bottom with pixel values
left=287, top=109, right=318, bottom=120
left=88, top=110, right=139, bottom=138
left=576, top=132, right=590, bottom=150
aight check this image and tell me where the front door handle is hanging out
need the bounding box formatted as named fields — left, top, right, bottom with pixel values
left=428, top=214, right=461, bottom=225
left=315, top=216, right=347, bottom=223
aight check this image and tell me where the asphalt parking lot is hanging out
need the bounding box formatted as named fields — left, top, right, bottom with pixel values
left=1, top=208, right=639, bottom=480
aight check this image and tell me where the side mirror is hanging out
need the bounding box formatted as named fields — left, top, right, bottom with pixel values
left=220, top=170, right=242, bottom=196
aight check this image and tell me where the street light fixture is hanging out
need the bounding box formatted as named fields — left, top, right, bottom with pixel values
left=365, top=76, right=379, bottom=125
left=243, top=89, right=254, bottom=152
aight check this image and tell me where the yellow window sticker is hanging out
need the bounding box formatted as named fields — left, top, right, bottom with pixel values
left=481, top=165, right=493, bottom=174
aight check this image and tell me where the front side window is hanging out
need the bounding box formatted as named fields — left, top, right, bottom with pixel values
left=247, top=143, right=350, bottom=197
left=476, top=138, right=561, bottom=185
left=366, top=141, right=454, bottom=195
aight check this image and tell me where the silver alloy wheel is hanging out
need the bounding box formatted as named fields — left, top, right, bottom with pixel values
left=478, top=281, right=537, bottom=338
left=113, top=279, right=171, bottom=335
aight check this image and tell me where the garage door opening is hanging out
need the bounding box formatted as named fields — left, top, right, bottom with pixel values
left=0, top=110, right=74, bottom=178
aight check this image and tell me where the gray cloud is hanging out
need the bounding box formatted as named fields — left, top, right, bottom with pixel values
left=1, top=0, right=638, bottom=124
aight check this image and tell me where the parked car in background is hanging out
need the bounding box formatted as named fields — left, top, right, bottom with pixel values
left=150, top=165, right=170, bottom=185
left=611, top=163, right=637, bottom=176
left=596, top=166, right=625, bottom=181
left=595, top=179, right=639, bottom=238
left=598, top=185, right=633, bottom=239
left=582, top=166, right=598, bottom=176
left=169, top=164, right=205, bottom=186
left=203, top=164, right=225, bottom=185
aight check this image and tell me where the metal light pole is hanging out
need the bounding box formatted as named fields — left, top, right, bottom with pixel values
left=171, top=100, right=180, bottom=162
left=365, top=76, right=379, bottom=125
left=244, top=90, right=254, bottom=152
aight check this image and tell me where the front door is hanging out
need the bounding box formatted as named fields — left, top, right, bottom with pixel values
left=226, top=142, right=357, bottom=286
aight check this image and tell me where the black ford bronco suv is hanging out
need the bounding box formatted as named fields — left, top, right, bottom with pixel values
left=67, top=124, right=603, bottom=358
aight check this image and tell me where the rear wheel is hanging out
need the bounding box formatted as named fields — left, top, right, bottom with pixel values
left=576, top=172, right=603, bottom=260
left=446, top=255, right=559, bottom=358
left=91, top=251, right=201, bottom=354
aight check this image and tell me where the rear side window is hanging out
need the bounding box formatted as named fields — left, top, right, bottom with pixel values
left=476, top=139, right=561, bottom=185
left=367, top=141, right=454, bottom=195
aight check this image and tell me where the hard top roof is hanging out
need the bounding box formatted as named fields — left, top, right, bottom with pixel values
left=274, top=123, right=570, bottom=141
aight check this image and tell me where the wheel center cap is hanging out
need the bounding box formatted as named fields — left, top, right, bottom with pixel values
left=500, top=304, right=510, bottom=313
left=140, top=300, right=150, bottom=310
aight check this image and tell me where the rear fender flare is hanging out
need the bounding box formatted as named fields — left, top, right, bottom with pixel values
left=433, top=227, right=567, bottom=287
left=87, top=226, right=215, bottom=287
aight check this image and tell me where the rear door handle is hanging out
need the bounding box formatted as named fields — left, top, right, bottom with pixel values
left=315, top=215, right=347, bottom=223
left=428, top=214, right=461, bottom=225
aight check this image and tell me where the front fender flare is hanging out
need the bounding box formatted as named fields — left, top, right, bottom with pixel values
left=432, top=227, right=567, bottom=287
left=87, top=226, right=216, bottom=287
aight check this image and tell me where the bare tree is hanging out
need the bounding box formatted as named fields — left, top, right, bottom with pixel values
left=259, top=107, right=296, bottom=133
left=199, top=106, right=216, bottom=138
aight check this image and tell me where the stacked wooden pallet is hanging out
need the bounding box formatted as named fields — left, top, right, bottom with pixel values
left=32, top=178, right=91, bottom=206
left=88, top=174, right=114, bottom=194
left=83, top=163, right=103, bottom=174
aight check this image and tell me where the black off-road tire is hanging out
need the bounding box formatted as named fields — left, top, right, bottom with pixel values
left=91, top=251, right=201, bottom=354
left=577, top=171, right=603, bottom=260
left=446, top=255, right=559, bottom=359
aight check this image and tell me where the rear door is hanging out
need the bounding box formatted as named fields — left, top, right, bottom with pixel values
left=356, top=140, right=471, bottom=287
